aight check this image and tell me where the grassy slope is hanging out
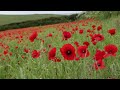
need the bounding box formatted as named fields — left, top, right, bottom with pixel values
left=0, top=14, right=64, bottom=25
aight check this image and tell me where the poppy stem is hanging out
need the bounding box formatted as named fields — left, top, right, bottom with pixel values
left=55, top=63, right=58, bottom=78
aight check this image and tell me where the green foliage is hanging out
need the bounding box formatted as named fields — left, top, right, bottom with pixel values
left=67, top=14, right=78, bottom=21
left=77, top=11, right=120, bottom=20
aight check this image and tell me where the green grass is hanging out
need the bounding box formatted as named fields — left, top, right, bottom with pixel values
left=0, top=14, right=63, bottom=26
left=0, top=15, right=120, bottom=79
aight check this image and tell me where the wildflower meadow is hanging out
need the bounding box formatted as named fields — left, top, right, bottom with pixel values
left=0, top=14, right=120, bottom=79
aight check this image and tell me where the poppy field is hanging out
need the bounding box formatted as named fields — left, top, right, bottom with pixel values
left=0, top=17, right=120, bottom=79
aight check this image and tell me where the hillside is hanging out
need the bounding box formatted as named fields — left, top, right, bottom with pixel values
left=0, top=14, right=64, bottom=25
left=0, top=14, right=78, bottom=31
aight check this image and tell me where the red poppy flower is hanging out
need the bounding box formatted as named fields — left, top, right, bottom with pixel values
left=104, top=44, right=118, bottom=57
left=79, top=29, right=84, bottom=34
left=92, top=34, right=104, bottom=41
left=3, top=50, right=8, bottom=55
left=87, top=29, right=91, bottom=33
left=75, top=27, right=78, bottom=31
left=72, top=28, right=75, bottom=31
left=15, top=46, right=18, bottom=49
left=92, top=25, right=96, bottom=29
left=48, top=44, right=52, bottom=48
left=48, top=48, right=56, bottom=60
left=9, top=52, right=12, bottom=56
left=16, top=36, right=19, bottom=39
left=32, top=50, right=40, bottom=58
left=0, top=34, right=2, bottom=38
left=4, top=45, right=9, bottom=49
left=89, top=34, right=93, bottom=37
left=93, top=60, right=105, bottom=70
left=77, top=45, right=90, bottom=58
left=52, top=57, right=61, bottom=62
left=94, top=49, right=105, bottom=61
left=47, top=33, right=52, bottom=37
left=63, top=31, right=71, bottom=40
left=29, top=31, right=38, bottom=42
left=97, top=25, right=102, bottom=31
left=108, top=28, right=116, bottom=35
left=24, top=48, right=29, bottom=53
left=91, top=34, right=104, bottom=45
left=22, top=55, right=25, bottom=59
left=20, top=35, right=23, bottom=39
left=82, top=23, right=85, bottom=26
left=74, top=41, right=79, bottom=47
left=60, top=44, right=76, bottom=60
left=92, top=41, right=97, bottom=45
left=42, top=40, right=44, bottom=44
left=83, top=41, right=90, bottom=47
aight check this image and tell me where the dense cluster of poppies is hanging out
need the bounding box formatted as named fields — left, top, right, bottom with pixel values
left=0, top=18, right=118, bottom=71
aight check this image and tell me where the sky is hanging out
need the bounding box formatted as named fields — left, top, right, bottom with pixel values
left=0, top=11, right=83, bottom=15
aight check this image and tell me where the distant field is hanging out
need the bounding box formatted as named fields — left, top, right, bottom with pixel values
left=0, top=14, right=64, bottom=25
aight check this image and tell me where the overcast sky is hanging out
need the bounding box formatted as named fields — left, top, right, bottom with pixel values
left=0, top=11, right=83, bottom=15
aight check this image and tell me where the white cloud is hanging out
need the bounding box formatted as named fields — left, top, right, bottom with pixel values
left=0, top=11, right=83, bottom=15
